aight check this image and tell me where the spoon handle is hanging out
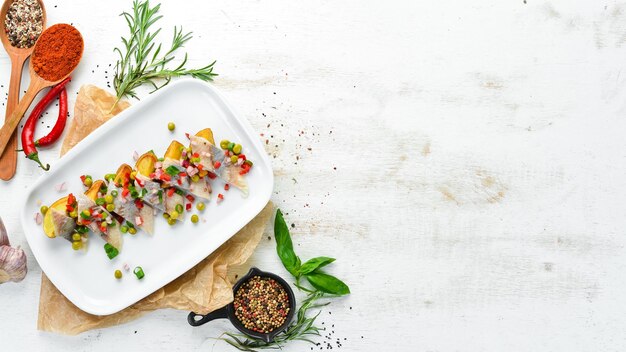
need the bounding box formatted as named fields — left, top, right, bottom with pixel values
left=0, top=79, right=45, bottom=158
left=0, top=57, right=27, bottom=180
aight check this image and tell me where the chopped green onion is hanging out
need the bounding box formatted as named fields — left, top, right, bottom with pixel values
left=111, top=190, right=119, bottom=197
left=105, top=173, right=116, bottom=182
left=175, top=204, right=183, bottom=213
left=120, top=225, right=129, bottom=233
left=141, top=188, right=148, bottom=197
left=166, top=165, right=180, bottom=176
left=157, top=190, right=163, bottom=203
left=134, top=266, right=145, bottom=279
left=75, top=225, right=89, bottom=234
left=126, top=221, right=135, bottom=229
left=96, top=198, right=106, bottom=206
left=175, top=189, right=184, bottom=196
left=80, top=210, right=91, bottom=220
left=104, top=243, right=119, bottom=259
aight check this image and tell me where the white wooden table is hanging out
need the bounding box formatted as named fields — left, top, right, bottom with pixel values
left=2, top=0, right=626, bottom=350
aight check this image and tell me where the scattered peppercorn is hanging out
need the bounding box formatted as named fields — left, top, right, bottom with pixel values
left=233, top=276, right=290, bottom=334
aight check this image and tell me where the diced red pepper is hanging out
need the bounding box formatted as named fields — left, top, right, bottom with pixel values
left=213, top=161, right=221, bottom=169
left=122, top=188, right=130, bottom=198
left=197, top=164, right=203, bottom=171
left=224, top=184, right=230, bottom=191
left=161, top=174, right=171, bottom=182
left=80, top=175, right=86, bottom=183
left=238, top=154, right=246, bottom=161
left=218, top=194, right=224, bottom=200
left=177, top=179, right=182, bottom=185
left=207, top=172, right=217, bottom=180
left=135, top=199, right=144, bottom=209
left=186, top=194, right=195, bottom=203
left=167, top=188, right=175, bottom=197
left=186, top=203, right=192, bottom=212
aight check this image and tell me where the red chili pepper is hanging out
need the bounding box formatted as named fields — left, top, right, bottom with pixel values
left=35, top=87, right=68, bottom=147
left=21, top=77, right=71, bottom=170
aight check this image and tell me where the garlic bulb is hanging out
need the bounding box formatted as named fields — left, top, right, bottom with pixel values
left=0, top=217, right=7, bottom=247
left=0, top=217, right=27, bottom=284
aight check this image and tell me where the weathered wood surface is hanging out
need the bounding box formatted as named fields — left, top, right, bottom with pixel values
left=2, top=0, right=626, bottom=350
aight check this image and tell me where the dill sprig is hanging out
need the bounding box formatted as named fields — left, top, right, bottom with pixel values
left=220, top=291, right=329, bottom=351
left=113, top=0, right=217, bottom=104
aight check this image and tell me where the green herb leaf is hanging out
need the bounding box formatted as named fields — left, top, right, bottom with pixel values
left=274, top=209, right=300, bottom=277
left=305, top=272, right=350, bottom=296
left=299, top=257, right=335, bottom=275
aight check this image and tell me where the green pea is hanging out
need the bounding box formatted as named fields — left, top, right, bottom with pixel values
left=232, top=144, right=242, bottom=155
left=168, top=122, right=175, bottom=131
left=129, top=227, right=137, bottom=235
left=162, top=213, right=170, bottom=219
left=106, top=204, right=115, bottom=212
left=230, top=155, right=239, bottom=164
left=84, top=176, right=93, bottom=187
left=220, top=140, right=230, bottom=149
left=120, top=225, right=129, bottom=233
left=191, top=174, right=200, bottom=182
left=72, top=241, right=82, bottom=250
left=105, top=195, right=114, bottom=204
left=196, top=202, right=205, bottom=211
left=227, top=142, right=235, bottom=151
left=169, top=210, right=179, bottom=220
left=114, top=270, right=122, bottom=279
left=167, top=218, right=176, bottom=226
left=72, top=233, right=82, bottom=241
left=191, top=214, right=199, bottom=224
left=40, top=205, right=49, bottom=215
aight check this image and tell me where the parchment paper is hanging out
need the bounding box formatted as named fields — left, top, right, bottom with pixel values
left=37, top=85, right=271, bottom=335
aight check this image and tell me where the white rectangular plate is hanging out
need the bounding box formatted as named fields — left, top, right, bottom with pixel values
left=21, top=79, right=273, bottom=315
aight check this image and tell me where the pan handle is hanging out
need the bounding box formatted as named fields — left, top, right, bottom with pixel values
left=188, top=306, right=229, bottom=327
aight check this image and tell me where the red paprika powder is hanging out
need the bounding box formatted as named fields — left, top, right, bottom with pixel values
left=31, top=23, right=83, bottom=81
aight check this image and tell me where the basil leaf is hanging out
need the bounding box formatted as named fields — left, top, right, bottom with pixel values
left=306, top=272, right=350, bottom=295
left=274, top=209, right=300, bottom=277
left=299, top=257, right=335, bottom=275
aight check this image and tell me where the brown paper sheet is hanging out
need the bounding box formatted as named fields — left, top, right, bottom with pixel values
left=37, top=85, right=271, bottom=335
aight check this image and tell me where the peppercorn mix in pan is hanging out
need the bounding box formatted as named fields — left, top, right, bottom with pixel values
left=234, top=276, right=291, bottom=333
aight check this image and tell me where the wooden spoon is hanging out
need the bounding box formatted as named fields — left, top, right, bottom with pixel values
left=0, top=0, right=46, bottom=180
left=0, top=24, right=83, bottom=160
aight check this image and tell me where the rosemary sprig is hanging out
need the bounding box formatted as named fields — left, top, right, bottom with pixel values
left=113, top=0, right=217, bottom=104
left=220, top=291, right=329, bottom=351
